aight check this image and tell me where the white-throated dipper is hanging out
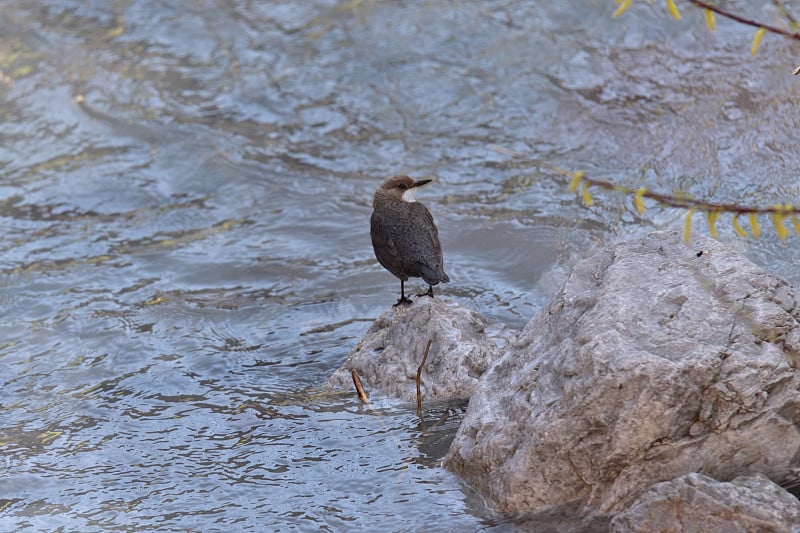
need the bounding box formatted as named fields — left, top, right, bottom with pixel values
left=370, top=175, right=450, bottom=305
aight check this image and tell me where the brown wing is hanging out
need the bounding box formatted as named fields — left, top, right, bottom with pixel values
left=393, top=202, right=449, bottom=285
left=371, top=208, right=407, bottom=280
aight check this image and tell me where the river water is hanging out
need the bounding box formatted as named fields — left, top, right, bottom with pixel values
left=2, top=1, right=800, bottom=531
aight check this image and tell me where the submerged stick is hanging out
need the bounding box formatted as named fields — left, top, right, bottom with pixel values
left=416, top=339, right=433, bottom=415
left=351, top=368, right=369, bottom=403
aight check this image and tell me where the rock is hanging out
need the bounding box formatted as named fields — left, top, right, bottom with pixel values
left=445, top=231, right=800, bottom=514
left=326, top=297, right=500, bottom=403
left=610, top=473, right=800, bottom=533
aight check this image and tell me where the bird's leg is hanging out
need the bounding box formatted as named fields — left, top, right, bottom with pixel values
left=417, top=284, right=435, bottom=298
left=394, top=279, right=412, bottom=306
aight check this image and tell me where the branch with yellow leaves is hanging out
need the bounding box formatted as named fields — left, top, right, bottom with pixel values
left=567, top=170, right=800, bottom=241
left=488, top=144, right=800, bottom=242
left=613, top=0, right=800, bottom=56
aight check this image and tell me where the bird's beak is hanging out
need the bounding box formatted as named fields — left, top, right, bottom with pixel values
left=414, top=178, right=433, bottom=188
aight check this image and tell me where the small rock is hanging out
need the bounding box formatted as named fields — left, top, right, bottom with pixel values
left=610, top=473, right=800, bottom=533
left=445, top=231, right=800, bottom=513
left=326, top=297, right=500, bottom=402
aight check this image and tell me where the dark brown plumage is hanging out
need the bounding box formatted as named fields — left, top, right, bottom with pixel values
left=370, top=175, right=450, bottom=305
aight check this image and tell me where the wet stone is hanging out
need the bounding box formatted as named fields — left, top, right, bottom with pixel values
left=610, top=473, right=800, bottom=533
left=326, top=297, right=501, bottom=403
left=445, top=230, right=800, bottom=515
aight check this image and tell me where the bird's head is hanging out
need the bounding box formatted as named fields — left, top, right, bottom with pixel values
left=374, top=175, right=432, bottom=204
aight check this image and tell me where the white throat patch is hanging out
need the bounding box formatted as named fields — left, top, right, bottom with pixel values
left=401, top=188, right=417, bottom=202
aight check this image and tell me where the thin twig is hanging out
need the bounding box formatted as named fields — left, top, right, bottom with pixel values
left=416, top=339, right=432, bottom=416
left=351, top=368, right=369, bottom=403
left=688, top=0, right=800, bottom=38
left=774, top=0, right=798, bottom=26
left=488, top=144, right=800, bottom=217
left=579, top=173, right=798, bottom=215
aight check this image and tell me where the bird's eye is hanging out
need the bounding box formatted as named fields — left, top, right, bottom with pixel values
left=398, top=184, right=407, bottom=190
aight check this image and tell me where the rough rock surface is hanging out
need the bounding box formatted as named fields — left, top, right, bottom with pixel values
left=326, top=297, right=500, bottom=402
left=445, top=231, right=800, bottom=513
left=610, top=473, right=800, bottom=533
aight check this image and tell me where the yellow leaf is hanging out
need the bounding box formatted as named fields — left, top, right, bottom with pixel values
left=773, top=214, right=789, bottom=240
left=706, top=211, right=719, bottom=239
left=792, top=215, right=800, bottom=236
left=751, top=27, right=766, bottom=55
left=634, top=187, right=647, bottom=215
left=569, top=171, right=584, bottom=192
left=772, top=206, right=790, bottom=240
left=613, top=0, right=632, bottom=18
left=684, top=209, right=695, bottom=242
left=704, top=9, right=715, bottom=32
left=732, top=215, right=747, bottom=237
left=748, top=213, right=761, bottom=238
left=581, top=182, right=594, bottom=206
left=666, top=0, right=681, bottom=20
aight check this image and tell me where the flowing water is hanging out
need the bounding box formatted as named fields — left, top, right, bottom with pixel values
left=2, top=1, right=800, bottom=530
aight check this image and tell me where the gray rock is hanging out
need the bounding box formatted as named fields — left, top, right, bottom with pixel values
left=445, top=231, right=800, bottom=514
left=610, top=473, right=800, bottom=533
left=326, top=297, right=500, bottom=402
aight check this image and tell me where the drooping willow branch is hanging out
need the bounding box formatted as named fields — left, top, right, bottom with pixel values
left=547, top=2, right=800, bottom=240
left=613, top=0, right=800, bottom=55
left=489, top=144, right=799, bottom=241
left=568, top=170, right=800, bottom=240
left=687, top=0, right=800, bottom=38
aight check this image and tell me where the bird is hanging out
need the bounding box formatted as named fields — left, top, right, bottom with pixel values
left=370, top=175, right=450, bottom=306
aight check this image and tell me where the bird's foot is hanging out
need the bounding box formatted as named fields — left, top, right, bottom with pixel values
left=393, top=295, right=413, bottom=307
left=417, top=286, right=435, bottom=298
